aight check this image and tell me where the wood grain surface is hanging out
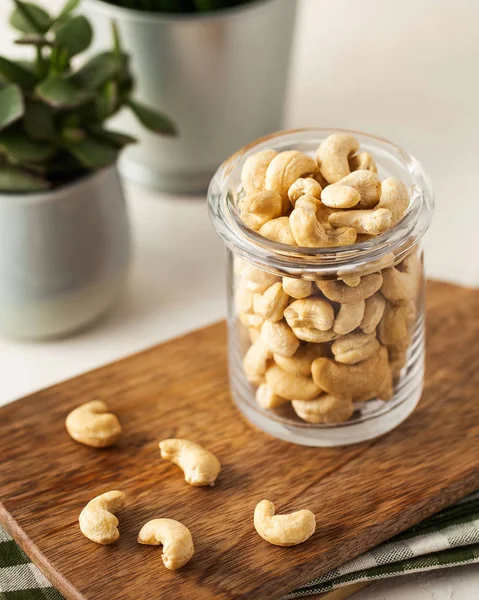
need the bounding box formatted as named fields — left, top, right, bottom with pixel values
left=1, top=280, right=478, bottom=600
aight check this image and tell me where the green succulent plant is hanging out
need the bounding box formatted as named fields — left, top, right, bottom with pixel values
left=0, top=0, right=177, bottom=192
left=100, top=0, right=255, bottom=13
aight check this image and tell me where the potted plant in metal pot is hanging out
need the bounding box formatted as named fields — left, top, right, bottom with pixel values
left=0, top=0, right=175, bottom=339
left=82, top=0, right=297, bottom=193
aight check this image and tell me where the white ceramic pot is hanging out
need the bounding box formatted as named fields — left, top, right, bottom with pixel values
left=82, top=0, right=297, bottom=193
left=0, top=166, right=131, bottom=339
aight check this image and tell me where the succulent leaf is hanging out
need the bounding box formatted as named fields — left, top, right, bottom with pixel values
left=58, top=0, right=81, bottom=18
left=71, top=52, right=124, bottom=90
left=0, top=85, right=24, bottom=131
left=10, top=1, right=52, bottom=34
left=35, top=76, right=92, bottom=108
left=23, top=101, right=56, bottom=141
left=0, top=165, right=49, bottom=191
left=0, top=129, right=55, bottom=163
left=66, top=137, right=120, bottom=169
left=0, top=56, right=37, bottom=87
left=128, top=99, right=177, bottom=135
left=97, top=80, right=119, bottom=119
left=55, top=16, right=92, bottom=57
left=87, top=127, right=136, bottom=147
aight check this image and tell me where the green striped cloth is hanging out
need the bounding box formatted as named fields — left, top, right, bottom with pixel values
left=2, top=493, right=479, bottom=599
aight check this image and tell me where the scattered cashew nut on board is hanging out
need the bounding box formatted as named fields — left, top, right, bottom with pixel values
left=254, top=500, right=316, bottom=546
left=138, top=519, right=194, bottom=570
left=159, top=439, right=221, bottom=487
left=79, top=490, right=126, bottom=545
left=66, top=400, right=122, bottom=448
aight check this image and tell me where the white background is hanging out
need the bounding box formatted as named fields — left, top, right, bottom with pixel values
left=0, top=0, right=478, bottom=597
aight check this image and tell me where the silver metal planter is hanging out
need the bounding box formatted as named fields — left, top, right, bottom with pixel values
left=82, top=0, right=297, bottom=193
left=0, top=167, right=131, bottom=339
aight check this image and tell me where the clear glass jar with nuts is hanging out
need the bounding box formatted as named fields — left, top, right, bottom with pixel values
left=208, top=129, right=434, bottom=446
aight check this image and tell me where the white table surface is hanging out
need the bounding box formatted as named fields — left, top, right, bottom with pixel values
left=1, top=0, right=478, bottom=598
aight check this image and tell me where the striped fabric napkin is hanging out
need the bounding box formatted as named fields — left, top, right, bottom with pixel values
left=1, top=493, right=479, bottom=600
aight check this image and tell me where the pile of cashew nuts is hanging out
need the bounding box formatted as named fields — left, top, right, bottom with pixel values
left=237, top=133, right=421, bottom=425
left=67, top=401, right=314, bottom=565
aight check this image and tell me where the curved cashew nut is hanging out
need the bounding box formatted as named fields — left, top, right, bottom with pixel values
left=265, top=364, right=320, bottom=401
left=239, top=312, right=264, bottom=330
left=241, top=149, right=277, bottom=195
left=360, top=292, right=386, bottom=334
left=239, top=190, right=282, bottom=231
left=387, top=338, right=410, bottom=379
left=331, top=332, right=380, bottom=364
left=311, top=345, right=392, bottom=401
left=349, top=151, right=378, bottom=174
left=376, top=177, right=409, bottom=226
left=265, top=150, right=317, bottom=206
left=259, top=217, right=297, bottom=245
left=254, top=500, right=316, bottom=546
left=290, top=200, right=357, bottom=247
left=282, top=276, right=313, bottom=300
left=328, top=207, right=392, bottom=235
left=316, top=133, right=359, bottom=183
left=292, top=394, right=354, bottom=424
left=378, top=301, right=410, bottom=346
left=334, top=170, right=381, bottom=209
left=284, top=298, right=335, bottom=332
left=292, top=326, right=340, bottom=343
left=256, top=383, right=288, bottom=409
left=138, top=519, right=194, bottom=570
left=341, top=276, right=361, bottom=287
left=66, top=400, right=122, bottom=448
left=288, top=177, right=322, bottom=204
left=247, top=325, right=262, bottom=343
left=333, top=300, right=365, bottom=335
left=273, top=343, right=329, bottom=377
left=381, top=250, right=421, bottom=303
left=79, top=490, right=126, bottom=545
left=159, top=439, right=221, bottom=487
left=317, top=273, right=382, bottom=303
left=253, top=282, right=290, bottom=322
left=243, top=338, right=272, bottom=384
left=235, top=278, right=255, bottom=314
left=261, top=320, right=300, bottom=358
left=320, top=184, right=361, bottom=209
left=242, top=264, right=279, bottom=287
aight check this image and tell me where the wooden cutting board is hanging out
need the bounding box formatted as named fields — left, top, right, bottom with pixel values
left=1, top=280, right=478, bottom=600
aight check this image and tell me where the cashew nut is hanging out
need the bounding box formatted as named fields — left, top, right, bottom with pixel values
left=159, top=438, right=221, bottom=487
left=328, top=207, right=393, bottom=235
left=334, top=170, right=381, bottom=209
left=248, top=325, right=262, bottom=343
left=360, top=292, right=386, bottom=334
left=261, top=320, right=300, bottom=357
left=292, top=394, right=354, bottom=424
left=290, top=200, right=357, bottom=247
left=265, top=364, right=320, bottom=401
left=311, top=345, right=392, bottom=401
left=349, top=152, right=378, bottom=174
left=333, top=300, right=365, bottom=334
left=243, top=338, right=272, bottom=384
left=265, top=150, right=317, bottom=206
left=316, top=273, right=382, bottom=303
left=331, top=332, right=380, bottom=364
left=254, top=500, right=316, bottom=546
left=138, top=519, right=194, bottom=570
left=316, top=133, right=359, bottom=183
left=253, top=282, right=290, bottom=322
left=341, top=276, right=361, bottom=287
left=235, top=278, right=255, bottom=314
left=242, top=264, right=279, bottom=288
left=259, top=217, right=297, bottom=245
left=320, top=184, right=361, bottom=209
left=282, top=276, right=313, bottom=300
left=239, top=190, right=282, bottom=231
left=66, top=401, right=122, bottom=448
left=288, top=177, right=322, bottom=204
left=376, top=177, right=409, bottom=226
left=238, top=312, right=264, bottom=329
left=241, top=149, right=277, bottom=195
left=381, top=250, right=421, bottom=303
left=292, top=327, right=340, bottom=343
left=378, top=301, right=409, bottom=346
left=79, top=490, right=126, bottom=545
left=273, top=343, right=329, bottom=377
left=256, top=383, right=288, bottom=409
left=388, top=338, right=410, bottom=378
left=284, top=298, right=335, bottom=332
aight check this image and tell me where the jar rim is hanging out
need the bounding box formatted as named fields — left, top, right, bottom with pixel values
left=207, top=128, right=435, bottom=278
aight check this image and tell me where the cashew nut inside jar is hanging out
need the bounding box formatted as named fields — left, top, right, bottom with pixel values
left=208, top=129, right=434, bottom=447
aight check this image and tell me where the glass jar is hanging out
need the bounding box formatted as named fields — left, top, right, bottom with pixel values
left=208, top=129, right=434, bottom=446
